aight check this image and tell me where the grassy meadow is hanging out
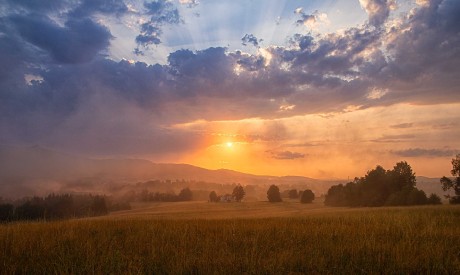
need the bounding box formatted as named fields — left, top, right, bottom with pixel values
left=1, top=201, right=460, bottom=274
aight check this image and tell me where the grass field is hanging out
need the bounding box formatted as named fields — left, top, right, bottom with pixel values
left=1, top=201, right=460, bottom=274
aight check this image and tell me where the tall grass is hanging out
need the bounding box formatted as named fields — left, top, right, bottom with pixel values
left=1, top=206, right=459, bottom=274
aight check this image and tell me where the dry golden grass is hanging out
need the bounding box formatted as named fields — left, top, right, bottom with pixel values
left=1, top=201, right=459, bottom=274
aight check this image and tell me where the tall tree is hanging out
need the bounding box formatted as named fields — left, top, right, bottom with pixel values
left=178, top=188, right=193, bottom=201
left=389, top=161, right=416, bottom=192
left=209, top=191, right=218, bottom=202
left=441, top=154, right=460, bottom=204
left=232, top=185, right=245, bottom=202
left=300, top=189, right=315, bottom=203
left=267, top=185, right=282, bottom=202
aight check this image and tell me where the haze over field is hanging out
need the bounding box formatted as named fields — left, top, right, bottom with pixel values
left=0, top=0, right=459, bottom=180
left=0, top=145, right=445, bottom=199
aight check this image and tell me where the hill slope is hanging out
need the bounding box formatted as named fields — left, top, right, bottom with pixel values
left=0, top=145, right=444, bottom=198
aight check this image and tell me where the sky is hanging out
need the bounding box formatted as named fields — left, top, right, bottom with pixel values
left=0, top=0, right=459, bottom=179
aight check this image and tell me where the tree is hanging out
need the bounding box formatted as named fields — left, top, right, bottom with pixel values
left=267, top=185, right=282, bottom=202
left=324, top=184, right=347, bottom=206
left=232, top=185, right=245, bottom=202
left=15, top=197, right=45, bottom=220
left=406, top=188, right=428, bottom=205
left=0, top=204, right=14, bottom=221
left=91, top=196, right=108, bottom=216
left=288, top=189, right=298, bottom=199
left=388, top=161, right=416, bottom=193
left=325, top=161, right=430, bottom=207
left=300, top=189, right=315, bottom=203
left=209, top=191, right=218, bottom=202
left=360, top=165, right=389, bottom=206
left=178, top=188, right=193, bottom=201
left=440, top=154, right=460, bottom=204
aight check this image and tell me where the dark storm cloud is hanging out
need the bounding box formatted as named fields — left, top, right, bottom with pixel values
left=400, top=1, right=459, bottom=64
left=168, top=47, right=231, bottom=83
left=289, top=27, right=382, bottom=75
left=5, top=0, right=128, bottom=17
left=232, top=51, right=266, bottom=72
left=5, top=0, right=67, bottom=12
left=381, top=0, right=460, bottom=103
left=69, top=0, right=128, bottom=18
left=392, top=148, right=458, bottom=158
left=9, top=14, right=112, bottom=64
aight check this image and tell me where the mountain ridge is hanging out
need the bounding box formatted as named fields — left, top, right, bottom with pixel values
left=0, top=145, right=444, bottom=198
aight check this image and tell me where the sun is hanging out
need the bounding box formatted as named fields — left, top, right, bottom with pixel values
left=226, top=142, right=233, bottom=148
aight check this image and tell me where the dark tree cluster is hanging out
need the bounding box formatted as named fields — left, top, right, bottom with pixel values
left=300, top=189, right=315, bottom=203
left=232, top=185, right=245, bottom=202
left=209, top=185, right=245, bottom=202
left=281, top=189, right=299, bottom=199
left=0, top=194, right=108, bottom=222
left=325, top=161, right=441, bottom=207
left=267, top=185, right=282, bottom=202
left=440, top=154, right=460, bottom=204
left=139, top=187, right=193, bottom=202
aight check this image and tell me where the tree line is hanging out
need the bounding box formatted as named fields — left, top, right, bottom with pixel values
left=209, top=184, right=315, bottom=203
left=209, top=185, right=246, bottom=202
left=139, top=187, right=193, bottom=202
left=324, top=161, right=441, bottom=207
left=0, top=193, right=108, bottom=222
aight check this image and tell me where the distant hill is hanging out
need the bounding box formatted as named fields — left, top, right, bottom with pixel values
left=416, top=176, right=446, bottom=198
left=0, top=145, right=445, bottom=199
left=0, top=145, right=340, bottom=198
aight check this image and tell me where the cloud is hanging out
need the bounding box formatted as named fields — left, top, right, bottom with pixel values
left=294, top=8, right=329, bottom=29
left=241, top=34, right=260, bottom=47
left=69, top=0, right=129, bottom=18
left=6, top=0, right=129, bottom=18
left=282, top=143, right=318, bottom=148
left=371, top=134, right=415, bottom=143
left=390, top=123, right=413, bottom=129
left=179, top=0, right=199, bottom=8
left=432, top=122, right=457, bottom=130
left=392, top=148, right=458, bottom=158
left=9, top=14, right=112, bottom=64
left=268, top=150, right=305, bottom=160
left=135, top=0, right=181, bottom=51
left=415, top=0, right=430, bottom=7
left=359, top=0, right=396, bottom=27
left=5, top=0, right=67, bottom=12
left=1, top=0, right=460, bottom=156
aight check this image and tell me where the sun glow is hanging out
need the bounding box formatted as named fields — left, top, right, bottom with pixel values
left=226, top=142, right=233, bottom=148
